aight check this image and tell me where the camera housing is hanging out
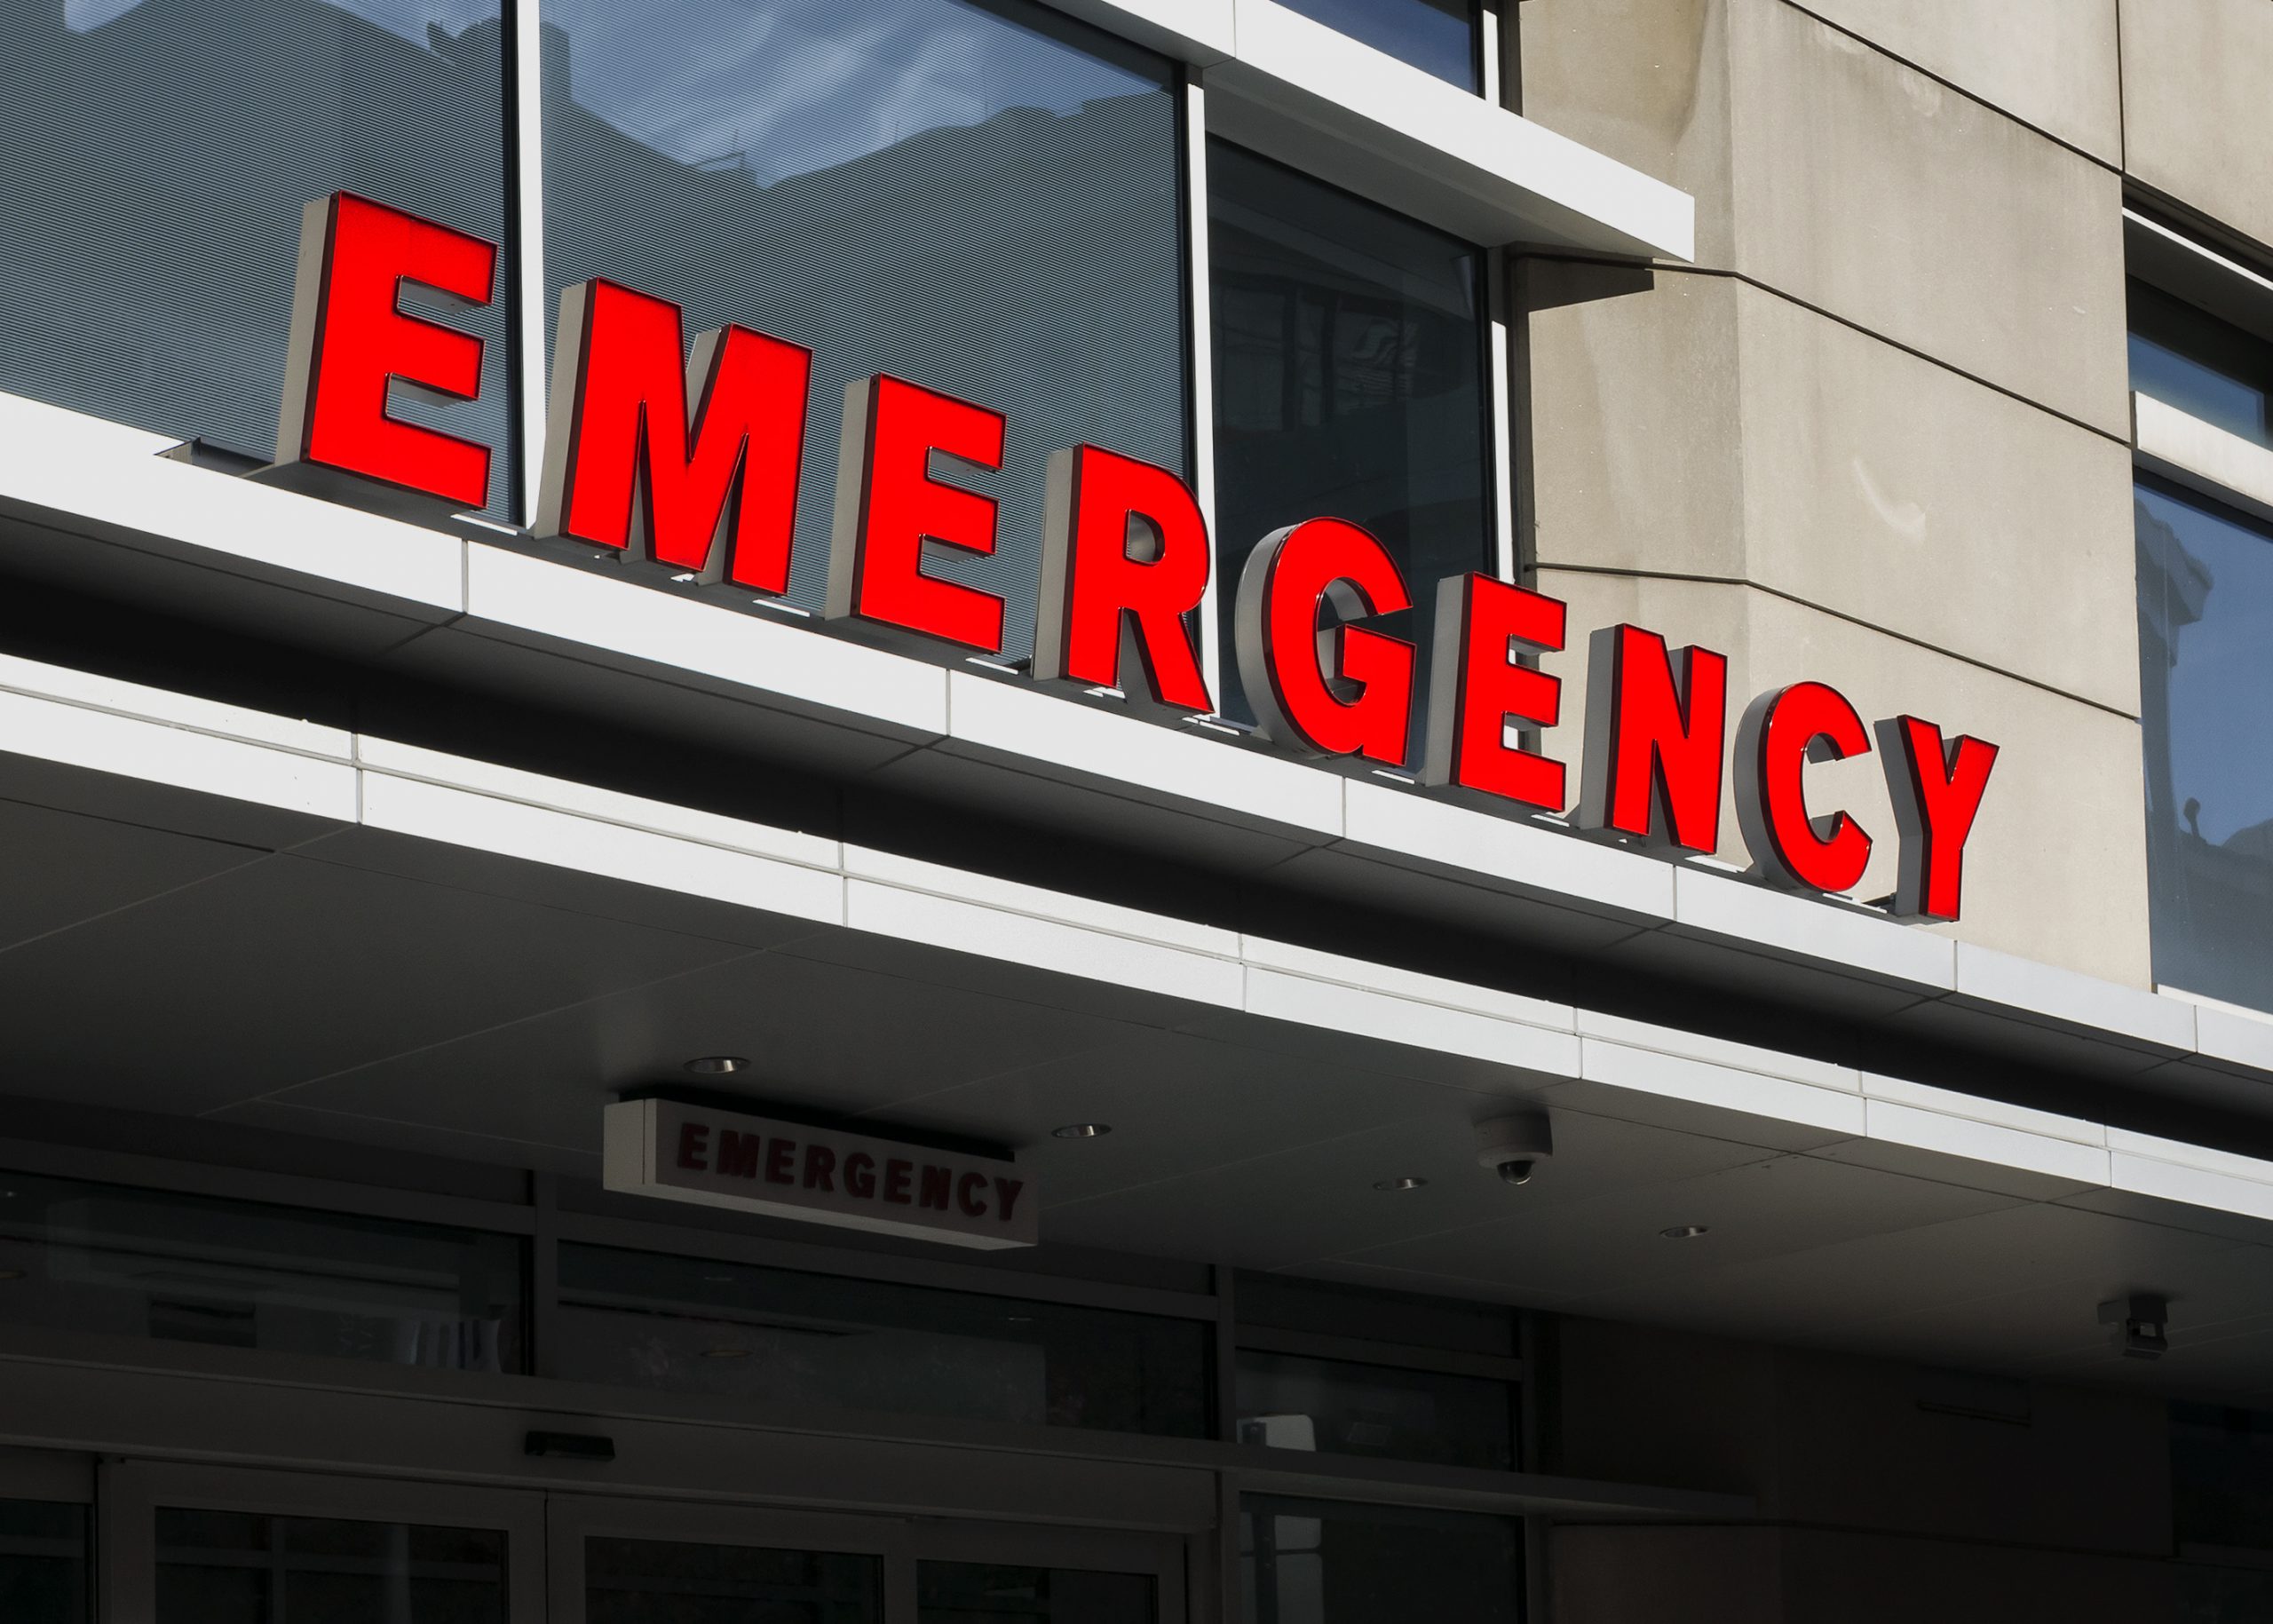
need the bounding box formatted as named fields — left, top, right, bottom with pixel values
left=2098, top=1294, right=2170, bottom=1359
left=1476, top=1113, right=1554, bottom=1186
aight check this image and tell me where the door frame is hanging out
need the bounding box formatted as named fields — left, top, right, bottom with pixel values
left=96, top=1462, right=547, bottom=1624
left=547, top=1493, right=1188, bottom=1624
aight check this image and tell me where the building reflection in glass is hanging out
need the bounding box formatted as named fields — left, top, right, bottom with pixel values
left=2135, top=478, right=2273, bottom=1012
left=0, top=0, right=512, bottom=512
left=541, top=0, right=1189, bottom=659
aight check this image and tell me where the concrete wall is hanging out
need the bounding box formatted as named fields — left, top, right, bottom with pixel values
left=1543, top=1316, right=2179, bottom=1624
left=1516, top=0, right=2153, bottom=986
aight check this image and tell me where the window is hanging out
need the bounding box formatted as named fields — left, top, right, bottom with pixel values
left=1235, top=1348, right=1516, bottom=1470
left=540, top=0, right=1190, bottom=659
left=1239, top=1498, right=1520, bottom=1624
left=2134, top=480, right=2273, bottom=1011
left=155, top=1509, right=507, bottom=1622
left=1274, top=0, right=1482, bottom=91
left=0, top=1171, right=526, bottom=1372
left=0, top=1501, right=87, bottom=1624
left=0, top=0, right=512, bottom=512
left=1208, top=141, right=1493, bottom=741
left=2128, top=279, right=2273, bottom=450
left=554, top=1242, right=1211, bottom=1437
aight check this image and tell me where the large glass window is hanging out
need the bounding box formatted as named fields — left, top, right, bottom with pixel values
left=1208, top=140, right=1492, bottom=741
left=540, top=0, right=1189, bottom=659
left=1236, top=1348, right=1516, bottom=1470
left=2134, top=479, right=2273, bottom=1011
left=0, top=1501, right=87, bottom=1624
left=1274, top=0, right=1481, bottom=91
left=1239, top=1498, right=1520, bottom=1624
left=555, top=1242, right=1211, bottom=1438
left=2129, top=280, right=2273, bottom=451
left=0, top=0, right=511, bottom=510
left=0, top=1171, right=526, bottom=1372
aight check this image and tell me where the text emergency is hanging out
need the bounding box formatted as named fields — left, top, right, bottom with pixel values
left=271, top=193, right=1999, bottom=923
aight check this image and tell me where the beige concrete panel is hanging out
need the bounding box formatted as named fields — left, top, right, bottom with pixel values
left=1515, top=0, right=1738, bottom=265
left=2121, top=0, right=2273, bottom=252
left=1733, top=285, right=2140, bottom=715
left=1524, top=270, right=2138, bottom=712
left=1532, top=573, right=2152, bottom=986
left=1783, top=0, right=2121, bottom=162
left=1520, top=0, right=2129, bottom=432
left=1728, top=0, right=2130, bottom=435
left=1519, top=261, right=1746, bottom=581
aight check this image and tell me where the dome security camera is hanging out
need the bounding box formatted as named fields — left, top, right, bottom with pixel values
left=1476, top=1112, right=1554, bottom=1186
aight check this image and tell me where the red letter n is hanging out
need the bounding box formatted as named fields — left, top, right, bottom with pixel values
left=1576, top=624, right=1729, bottom=853
left=535, top=279, right=811, bottom=594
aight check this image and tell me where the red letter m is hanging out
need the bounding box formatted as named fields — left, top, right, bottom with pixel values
left=537, top=279, right=811, bottom=593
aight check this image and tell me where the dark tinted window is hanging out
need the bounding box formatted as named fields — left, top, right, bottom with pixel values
left=156, top=1509, right=507, bottom=1623
left=2129, top=280, right=2273, bottom=450
left=1240, top=1498, right=1520, bottom=1624
left=1208, top=140, right=1491, bottom=740
left=0, top=0, right=511, bottom=511
left=0, top=1501, right=86, bottom=1624
left=2135, top=479, right=2273, bottom=1012
left=1275, top=0, right=1479, bottom=90
left=540, top=0, right=1189, bottom=658
left=588, top=1538, right=882, bottom=1624
left=0, top=1171, right=525, bottom=1371
left=557, top=1242, right=1211, bottom=1437
left=1237, top=1348, right=1515, bottom=1470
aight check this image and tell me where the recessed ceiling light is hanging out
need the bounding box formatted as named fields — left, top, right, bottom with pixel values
left=1374, top=1176, right=1429, bottom=1192
left=1052, top=1123, right=1112, bottom=1139
left=685, top=1056, right=748, bottom=1075
left=701, top=1346, right=751, bottom=1359
left=1659, top=1224, right=1709, bottom=1240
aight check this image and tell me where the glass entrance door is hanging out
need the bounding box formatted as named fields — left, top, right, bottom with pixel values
left=95, top=1467, right=1186, bottom=1623
left=98, top=1464, right=547, bottom=1624
left=548, top=1501, right=1186, bottom=1624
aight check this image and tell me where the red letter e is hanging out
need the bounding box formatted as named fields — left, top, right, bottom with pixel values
left=273, top=193, right=496, bottom=512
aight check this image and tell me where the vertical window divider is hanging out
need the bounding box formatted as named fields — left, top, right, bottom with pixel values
left=1487, top=243, right=1517, bottom=581
left=1184, top=69, right=1224, bottom=706
left=504, top=0, right=550, bottom=528
left=530, top=1170, right=559, bottom=1380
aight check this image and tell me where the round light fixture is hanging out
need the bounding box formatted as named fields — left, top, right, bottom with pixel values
left=684, top=1056, right=748, bottom=1075
left=1051, top=1123, right=1112, bottom=1139
left=1374, top=1176, right=1429, bottom=1192
left=1659, top=1224, right=1710, bottom=1240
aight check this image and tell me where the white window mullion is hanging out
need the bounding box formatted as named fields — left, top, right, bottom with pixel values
left=507, top=0, right=550, bottom=527
left=1184, top=67, right=1224, bottom=710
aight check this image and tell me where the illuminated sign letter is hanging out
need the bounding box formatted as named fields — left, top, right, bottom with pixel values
left=1233, top=519, right=1414, bottom=765
left=1877, top=716, right=1999, bottom=922
left=1576, top=624, right=1729, bottom=852
left=827, top=374, right=1008, bottom=654
left=273, top=193, right=496, bottom=511
left=1034, top=445, right=1213, bottom=712
left=536, top=279, right=811, bottom=594
left=1422, top=573, right=1567, bottom=812
left=1735, top=682, right=1873, bottom=893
